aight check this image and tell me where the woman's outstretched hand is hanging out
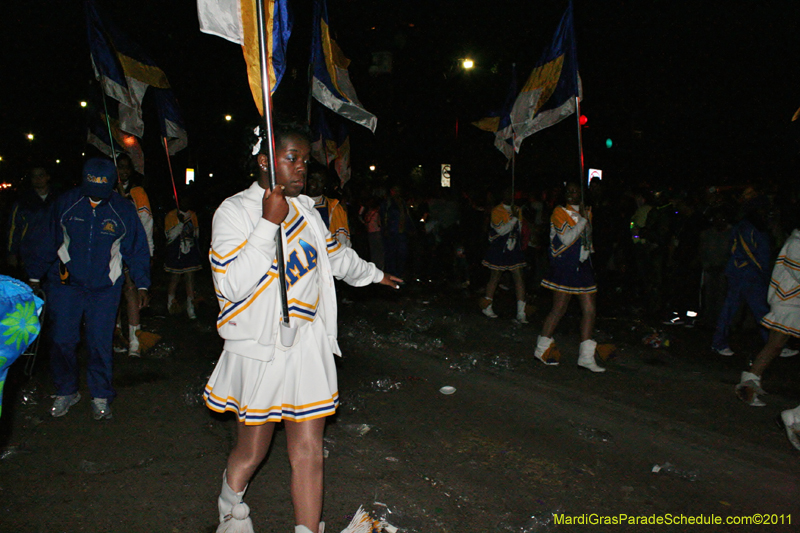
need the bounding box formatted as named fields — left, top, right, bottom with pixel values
left=379, top=274, right=403, bottom=289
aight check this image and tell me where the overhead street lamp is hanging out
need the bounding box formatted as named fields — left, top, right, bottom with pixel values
left=461, top=58, right=474, bottom=69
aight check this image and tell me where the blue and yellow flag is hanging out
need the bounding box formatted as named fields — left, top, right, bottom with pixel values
left=153, top=89, right=188, bottom=155
left=197, top=0, right=292, bottom=115
left=310, top=104, right=338, bottom=166
left=473, top=65, right=518, bottom=160
left=310, top=105, right=352, bottom=186
left=511, top=1, right=580, bottom=151
left=85, top=94, right=146, bottom=174
left=310, top=0, right=377, bottom=132
left=85, top=0, right=171, bottom=138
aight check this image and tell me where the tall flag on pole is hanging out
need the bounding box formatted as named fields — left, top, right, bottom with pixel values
left=153, top=89, right=189, bottom=155
left=197, top=0, right=292, bottom=115
left=310, top=105, right=352, bottom=187
left=511, top=1, right=580, bottom=152
left=85, top=0, right=171, bottom=138
left=310, top=0, right=377, bottom=132
left=310, top=104, right=338, bottom=166
left=472, top=64, right=518, bottom=160
left=334, top=122, right=351, bottom=186
left=86, top=106, right=146, bottom=174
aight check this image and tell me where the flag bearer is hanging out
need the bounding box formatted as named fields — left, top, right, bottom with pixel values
left=204, top=123, right=400, bottom=533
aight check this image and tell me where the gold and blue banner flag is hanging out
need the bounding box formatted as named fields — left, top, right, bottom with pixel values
left=197, top=0, right=292, bottom=115
left=310, top=0, right=377, bottom=132
left=85, top=0, right=171, bottom=138
left=85, top=95, right=146, bottom=174
left=473, top=64, right=518, bottom=160
left=511, top=1, right=580, bottom=151
left=334, top=126, right=351, bottom=186
left=311, top=104, right=338, bottom=166
left=310, top=105, right=352, bottom=186
left=153, top=89, right=189, bottom=155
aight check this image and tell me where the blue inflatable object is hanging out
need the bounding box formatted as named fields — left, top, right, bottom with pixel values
left=0, top=275, right=44, bottom=417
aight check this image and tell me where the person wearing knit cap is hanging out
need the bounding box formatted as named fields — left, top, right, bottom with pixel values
left=26, top=157, right=151, bottom=421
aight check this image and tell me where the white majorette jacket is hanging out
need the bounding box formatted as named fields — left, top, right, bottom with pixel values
left=210, top=181, right=383, bottom=362
left=767, top=229, right=800, bottom=307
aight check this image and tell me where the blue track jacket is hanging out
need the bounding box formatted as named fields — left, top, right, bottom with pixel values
left=26, top=187, right=150, bottom=290
left=725, top=219, right=771, bottom=284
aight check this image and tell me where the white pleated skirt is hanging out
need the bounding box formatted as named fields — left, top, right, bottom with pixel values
left=204, top=317, right=339, bottom=424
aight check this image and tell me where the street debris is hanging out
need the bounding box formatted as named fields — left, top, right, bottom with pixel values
left=651, top=461, right=699, bottom=481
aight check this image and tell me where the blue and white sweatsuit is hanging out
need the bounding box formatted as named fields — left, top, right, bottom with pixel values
left=27, top=187, right=150, bottom=401
left=712, top=218, right=771, bottom=350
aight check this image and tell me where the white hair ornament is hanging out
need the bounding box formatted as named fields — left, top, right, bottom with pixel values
left=251, top=126, right=263, bottom=156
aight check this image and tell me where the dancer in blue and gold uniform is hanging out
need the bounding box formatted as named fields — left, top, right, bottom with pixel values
left=479, top=187, right=528, bottom=322
left=534, top=182, right=605, bottom=372
left=204, top=123, right=400, bottom=533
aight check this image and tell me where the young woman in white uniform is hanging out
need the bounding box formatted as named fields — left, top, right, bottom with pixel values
left=204, top=124, right=401, bottom=533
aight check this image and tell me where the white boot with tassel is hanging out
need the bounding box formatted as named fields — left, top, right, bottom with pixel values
left=534, top=336, right=559, bottom=366
left=295, top=523, right=325, bottom=533
left=128, top=324, right=141, bottom=357
left=217, top=471, right=255, bottom=533
left=577, top=339, right=606, bottom=373
left=515, top=301, right=528, bottom=324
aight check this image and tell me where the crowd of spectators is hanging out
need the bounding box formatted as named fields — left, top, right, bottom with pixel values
left=328, top=175, right=796, bottom=333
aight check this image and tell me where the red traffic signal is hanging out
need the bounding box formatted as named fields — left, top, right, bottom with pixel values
left=579, top=115, right=588, bottom=126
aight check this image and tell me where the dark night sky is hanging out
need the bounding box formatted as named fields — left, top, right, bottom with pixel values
left=2, top=1, right=799, bottom=201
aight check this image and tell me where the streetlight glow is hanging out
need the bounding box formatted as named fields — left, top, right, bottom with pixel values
left=26, top=133, right=34, bottom=141
left=462, top=58, right=474, bottom=69
left=369, top=165, right=376, bottom=171
left=225, top=114, right=232, bottom=122
left=80, top=101, right=88, bottom=108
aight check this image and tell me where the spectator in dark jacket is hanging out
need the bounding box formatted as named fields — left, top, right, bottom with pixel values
left=6, top=165, right=58, bottom=279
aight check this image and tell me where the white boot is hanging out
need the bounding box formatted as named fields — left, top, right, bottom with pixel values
left=534, top=336, right=559, bottom=365
left=780, top=405, right=800, bottom=451
left=739, top=371, right=765, bottom=394
left=295, top=523, right=324, bottom=533
left=187, top=297, right=197, bottom=320
left=578, top=339, right=606, bottom=372
left=735, top=371, right=766, bottom=406
left=128, top=325, right=141, bottom=357
left=515, top=301, right=528, bottom=324
left=168, top=294, right=180, bottom=315
left=217, top=471, right=255, bottom=533
left=482, top=302, right=498, bottom=318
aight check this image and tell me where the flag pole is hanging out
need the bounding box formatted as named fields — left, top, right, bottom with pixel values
left=162, top=137, right=181, bottom=211
left=574, top=93, right=591, bottom=259
left=255, top=0, right=291, bottom=331
left=574, top=95, right=585, bottom=204
left=100, top=91, right=118, bottom=167
left=511, top=137, right=516, bottom=210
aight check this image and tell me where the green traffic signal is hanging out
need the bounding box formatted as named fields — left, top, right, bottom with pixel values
left=605, top=138, right=613, bottom=149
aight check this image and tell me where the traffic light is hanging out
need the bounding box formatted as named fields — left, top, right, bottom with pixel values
left=579, top=115, right=588, bottom=126
left=605, top=138, right=613, bottom=149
